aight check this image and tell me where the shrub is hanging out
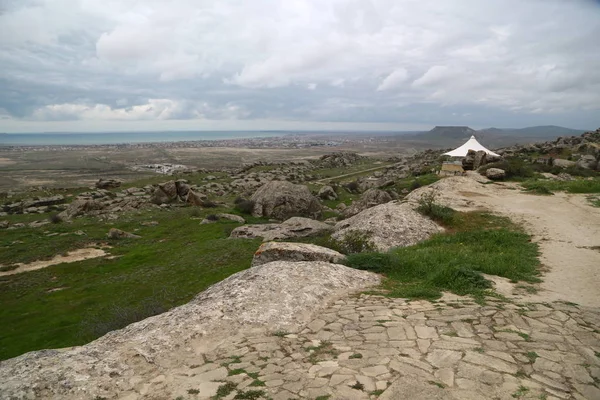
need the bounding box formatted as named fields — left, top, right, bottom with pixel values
left=345, top=181, right=360, bottom=193
left=202, top=200, right=218, bottom=208
left=235, top=199, right=255, bottom=215
left=335, top=230, right=376, bottom=254
left=49, top=213, right=63, bottom=224
left=416, top=190, right=456, bottom=226
left=479, top=158, right=534, bottom=179
left=205, top=214, right=219, bottom=221
left=345, top=252, right=395, bottom=272
left=234, top=197, right=244, bottom=204
left=564, top=165, right=597, bottom=177
left=189, top=208, right=202, bottom=217
left=409, top=180, right=422, bottom=191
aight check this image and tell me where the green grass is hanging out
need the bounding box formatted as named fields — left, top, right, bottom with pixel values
left=521, top=177, right=600, bottom=194
left=587, top=196, right=600, bottom=207
left=0, top=207, right=262, bottom=360
left=344, top=212, right=540, bottom=301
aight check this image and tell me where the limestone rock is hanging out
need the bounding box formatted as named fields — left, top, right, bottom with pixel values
left=95, top=179, right=122, bottom=189
left=251, top=181, right=321, bottom=220
left=59, top=199, right=104, bottom=219
left=342, top=188, right=392, bottom=218
left=318, top=185, right=337, bottom=201
left=473, top=150, right=487, bottom=170
left=576, top=155, right=598, bottom=170
left=186, top=190, right=209, bottom=207
left=333, top=202, right=443, bottom=252
left=107, top=228, right=141, bottom=239
left=252, top=242, right=346, bottom=267
left=552, top=158, right=576, bottom=168
left=0, top=261, right=379, bottom=399
left=230, top=217, right=333, bottom=241
left=485, top=168, right=506, bottom=180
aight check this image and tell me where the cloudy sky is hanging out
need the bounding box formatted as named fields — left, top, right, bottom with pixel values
left=1, top=0, right=599, bottom=133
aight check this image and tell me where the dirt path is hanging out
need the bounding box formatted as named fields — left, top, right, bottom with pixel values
left=414, top=175, right=600, bottom=307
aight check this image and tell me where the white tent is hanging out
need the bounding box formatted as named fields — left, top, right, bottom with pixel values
left=443, top=135, right=500, bottom=157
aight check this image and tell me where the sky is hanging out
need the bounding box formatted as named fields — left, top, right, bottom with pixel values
left=1, top=0, right=600, bottom=133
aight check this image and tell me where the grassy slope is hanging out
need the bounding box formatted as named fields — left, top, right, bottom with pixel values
left=0, top=208, right=262, bottom=360
left=344, top=212, right=540, bottom=301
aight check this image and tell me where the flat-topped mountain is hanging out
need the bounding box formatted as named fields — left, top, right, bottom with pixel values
left=401, top=125, right=586, bottom=148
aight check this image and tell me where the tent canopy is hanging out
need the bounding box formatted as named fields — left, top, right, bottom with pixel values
left=443, top=135, right=500, bottom=157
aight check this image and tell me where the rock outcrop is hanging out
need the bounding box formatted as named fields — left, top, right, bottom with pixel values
left=229, top=217, right=333, bottom=241
left=107, top=228, right=141, bottom=239
left=485, top=168, right=506, bottom=180
left=250, top=181, right=321, bottom=220
left=59, top=199, right=104, bottom=220
left=342, top=188, right=392, bottom=218
left=251, top=242, right=346, bottom=267
left=0, top=261, right=379, bottom=400
left=317, top=185, right=337, bottom=201
left=333, top=202, right=443, bottom=252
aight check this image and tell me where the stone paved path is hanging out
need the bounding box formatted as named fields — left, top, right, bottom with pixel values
left=164, top=295, right=600, bottom=400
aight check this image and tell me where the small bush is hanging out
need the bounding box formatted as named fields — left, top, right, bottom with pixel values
left=49, top=213, right=63, bottom=224
left=409, top=180, right=422, bottom=191
left=205, top=214, right=220, bottom=221
left=345, top=181, right=360, bottom=193
left=235, top=199, right=255, bottom=215
left=416, top=190, right=456, bottom=226
left=202, top=200, right=218, bottom=208
left=479, top=158, right=534, bottom=180
left=335, top=230, right=376, bottom=254
left=564, top=165, right=597, bottom=177
left=345, top=252, right=395, bottom=272
left=234, top=197, right=244, bottom=205
left=189, top=208, right=202, bottom=217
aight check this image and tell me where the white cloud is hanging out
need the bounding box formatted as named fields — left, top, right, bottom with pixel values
left=377, top=68, right=409, bottom=91
left=0, top=0, right=599, bottom=131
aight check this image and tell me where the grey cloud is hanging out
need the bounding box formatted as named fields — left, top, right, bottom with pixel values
left=0, top=0, right=599, bottom=132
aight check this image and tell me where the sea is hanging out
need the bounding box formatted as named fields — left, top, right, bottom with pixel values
left=0, top=131, right=291, bottom=146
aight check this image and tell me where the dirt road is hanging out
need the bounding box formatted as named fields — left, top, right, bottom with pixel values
left=411, top=174, right=600, bottom=307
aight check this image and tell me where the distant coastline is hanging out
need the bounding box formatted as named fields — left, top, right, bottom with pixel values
left=0, top=131, right=291, bottom=146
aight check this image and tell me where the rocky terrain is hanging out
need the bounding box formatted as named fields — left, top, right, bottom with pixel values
left=0, top=129, right=599, bottom=399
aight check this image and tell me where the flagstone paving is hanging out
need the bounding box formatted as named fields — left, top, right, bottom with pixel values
left=164, top=295, right=600, bottom=400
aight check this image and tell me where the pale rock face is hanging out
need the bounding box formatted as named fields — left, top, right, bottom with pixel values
left=251, top=242, right=346, bottom=266
left=318, top=185, right=338, bottom=201
left=485, top=168, right=506, bottom=180
left=342, top=188, right=393, bottom=218
left=58, top=199, right=104, bottom=219
left=552, top=158, right=576, bottom=169
left=229, top=216, right=333, bottom=241
left=333, top=201, right=443, bottom=252
left=250, top=181, right=322, bottom=220
left=0, top=261, right=380, bottom=399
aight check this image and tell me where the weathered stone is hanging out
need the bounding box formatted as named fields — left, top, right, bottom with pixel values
left=485, top=168, right=506, bottom=180
left=104, top=228, right=140, bottom=239
left=251, top=181, right=322, bottom=220
left=317, top=186, right=337, bottom=201
left=230, top=217, right=334, bottom=241
left=251, top=242, right=346, bottom=267
left=462, top=351, right=518, bottom=374
left=333, top=202, right=443, bottom=252
left=426, top=349, right=463, bottom=368
left=342, top=188, right=392, bottom=218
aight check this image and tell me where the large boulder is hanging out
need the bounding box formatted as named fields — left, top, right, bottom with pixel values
left=342, top=188, right=392, bottom=218
left=251, top=181, right=321, bottom=220
left=317, top=185, right=337, bottom=201
left=552, top=158, right=576, bottom=169
left=230, top=217, right=333, bottom=241
left=0, top=261, right=379, bottom=400
left=485, top=168, right=506, bottom=180
left=58, top=199, right=104, bottom=219
left=251, top=242, right=346, bottom=267
left=473, top=150, right=487, bottom=170
left=333, top=202, right=443, bottom=252
left=95, top=179, right=122, bottom=189
left=576, top=155, right=598, bottom=170
left=462, top=150, right=477, bottom=170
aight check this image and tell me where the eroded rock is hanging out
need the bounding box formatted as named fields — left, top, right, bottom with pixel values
left=251, top=242, right=346, bottom=266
